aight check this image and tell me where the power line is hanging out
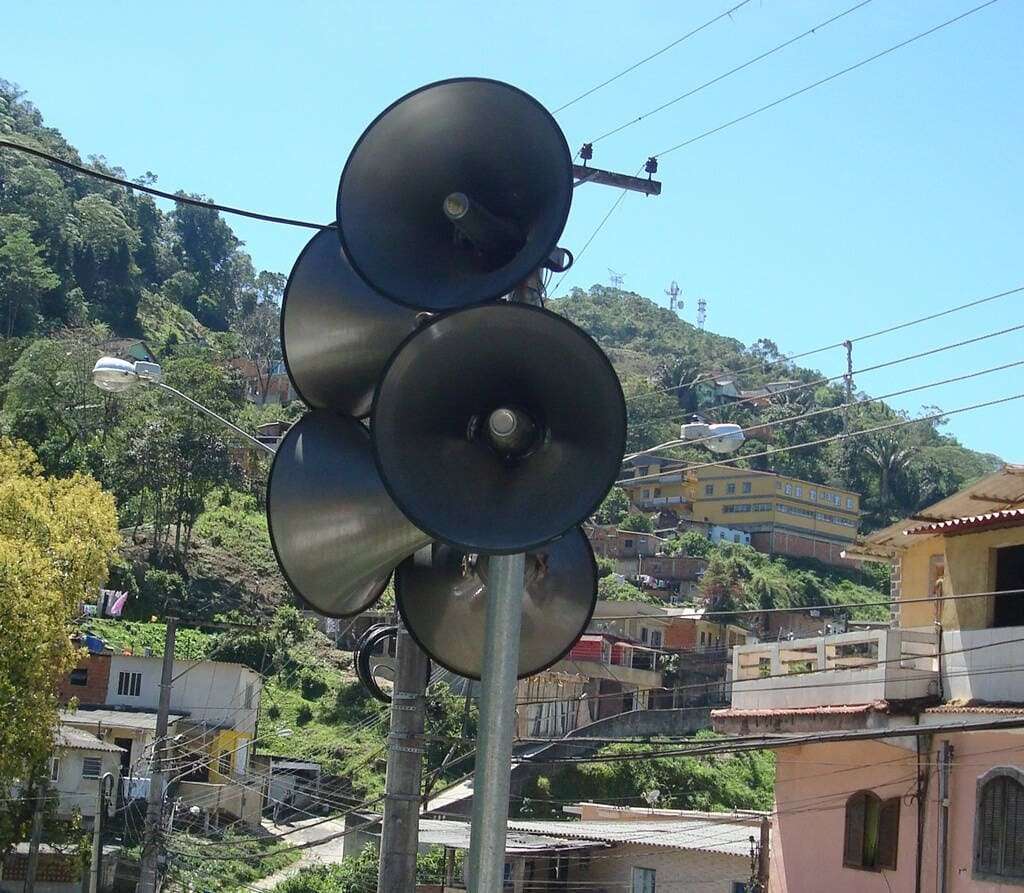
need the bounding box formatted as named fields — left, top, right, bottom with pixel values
left=624, top=356, right=1024, bottom=456
left=651, top=0, right=1002, bottom=159
left=619, top=389, right=1024, bottom=486
left=0, top=138, right=329, bottom=230
left=640, top=283, right=1024, bottom=407
left=552, top=0, right=755, bottom=114
left=587, top=0, right=875, bottom=146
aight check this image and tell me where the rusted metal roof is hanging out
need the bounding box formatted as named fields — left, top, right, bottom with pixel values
left=904, top=508, right=1024, bottom=536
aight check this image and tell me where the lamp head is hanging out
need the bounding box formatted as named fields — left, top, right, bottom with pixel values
left=91, top=356, right=139, bottom=393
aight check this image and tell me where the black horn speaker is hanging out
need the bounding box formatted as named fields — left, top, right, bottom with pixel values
left=396, top=528, right=597, bottom=680
left=371, top=303, right=627, bottom=553
left=281, top=228, right=419, bottom=417
left=267, top=412, right=431, bottom=616
left=336, top=78, right=573, bottom=311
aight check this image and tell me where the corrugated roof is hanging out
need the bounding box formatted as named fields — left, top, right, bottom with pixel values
left=508, top=817, right=760, bottom=858
left=62, top=708, right=184, bottom=731
left=904, top=508, right=1024, bottom=536
left=712, top=703, right=884, bottom=720
left=415, top=820, right=605, bottom=854
left=865, top=465, right=1024, bottom=548
left=56, top=725, right=124, bottom=754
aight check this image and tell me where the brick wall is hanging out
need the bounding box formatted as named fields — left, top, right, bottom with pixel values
left=3, top=852, right=79, bottom=882
left=57, top=653, right=111, bottom=706
left=750, top=529, right=859, bottom=569
left=665, top=620, right=697, bottom=650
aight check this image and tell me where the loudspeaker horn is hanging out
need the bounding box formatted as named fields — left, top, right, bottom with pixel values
left=267, top=412, right=430, bottom=616
left=396, top=528, right=597, bottom=680
left=337, top=78, right=573, bottom=311
left=281, top=228, right=419, bottom=418
left=371, top=303, right=627, bottom=553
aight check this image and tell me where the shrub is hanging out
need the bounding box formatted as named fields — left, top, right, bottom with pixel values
left=296, top=703, right=313, bottom=726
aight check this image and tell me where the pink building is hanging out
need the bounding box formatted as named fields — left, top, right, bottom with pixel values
left=714, top=465, right=1024, bottom=891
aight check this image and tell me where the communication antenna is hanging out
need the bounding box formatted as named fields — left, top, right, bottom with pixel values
left=608, top=268, right=625, bottom=288
left=697, top=297, right=707, bottom=330
left=665, top=281, right=681, bottom=313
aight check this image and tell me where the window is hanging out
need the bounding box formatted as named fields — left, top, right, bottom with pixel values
left=810, top=489, right=816, bottom=501
left=641, top=628, right=649, bottom=644
left=650, top=630, right=663, bottom=649
left=218, top=751, right=232, bottom=776
left=975, top=767, right=1024, bottom=881
left=624, top=539, right=634, bottom=549
left=846, top=497, right=855, bottom=510
left=844, top=791, right=899, bottom=871
left=726, top=483, right=736, bottom=494
left=742, top=481, right=752, bottom=494
left=732, top=884, right=749, bottom=893
left=69, top=668, right=89, bottom=687
left=795, top=486, right=803, bottom=497
left=632, top=867, right=656, bottom=893
left=653, top=488, right=661, bottom=497
left=705, top=484, right=714, bottom=496
left=82, top=757, right=102, bottom=780
left=50, top=758, right=60, bottom=782
left=117, top=671, right=142, bottom=698
left=642, top=489, right=651, bottom=498
left=503, top=862, right=514, bottom=885
left=993, top=546, right=1024, bottom=628
left=784, top=483, right=793, bottom=495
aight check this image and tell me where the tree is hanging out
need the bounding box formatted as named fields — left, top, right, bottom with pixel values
left=666, top=530, right=713, bottom=558
left=862, top=431, right=914, bottom=514
left=618, top=511, right=654, bottom=533
left=0, top=214, right=59, bottom=336
left=593, top=486, right=629, bottom=526
left=232, top=271, right=284, bottom=402
left=0, top=440, right=119, bottom=851
left=598, top=575, right=663, bottom=606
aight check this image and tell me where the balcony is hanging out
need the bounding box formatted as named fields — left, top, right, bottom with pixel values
left=730, top=628, right=939, bottom=711
left=942, top=626, right=1024, bottom=703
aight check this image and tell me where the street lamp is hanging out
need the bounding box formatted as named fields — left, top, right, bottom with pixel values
left=90, top=356, right=276, bottom=455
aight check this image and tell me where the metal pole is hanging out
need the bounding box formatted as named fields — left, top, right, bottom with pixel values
left=137, top=617, right=176, bottom=893
left=90, top=774, right=113, bottom=893
left=938, top=740, right=953, bottom=893
left=153, top=382, right=275, bottom=455
left=376, top=624, right=429, bottom=893
left=467, top=552, right=526, bottom=891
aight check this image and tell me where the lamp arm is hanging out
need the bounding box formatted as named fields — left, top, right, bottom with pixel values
left=153, top=382, right=276, bottom=456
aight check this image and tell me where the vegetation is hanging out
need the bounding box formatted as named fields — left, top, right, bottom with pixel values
left=598, top=575, right=665, bottom=607
left=0, top=439, right=119, bottom=851
left=618, top=511, right=655, bottom=533
left=165, top=831, right=301, bottom=892
left=593, top=486, right=629, bottom=526
left=83, top=619, right=215, bottom=660
left=665, top=530, right=714, bottom=558
left=270, top=844, right=449, bottom=893
left=515, top=732, right=775, bottom=818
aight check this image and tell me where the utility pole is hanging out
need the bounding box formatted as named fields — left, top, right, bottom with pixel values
left=757, top=814, right=771, bottom=891
left=843, top=340, right=854, bottom=431
left=23, top=781, right=45, bottom=893
left=137, top=616, right=177, bottom=893
left=90, top=774, right=114, bottom=893
left=376, top=623, right=429, bottom=893
left=937, top=740, right=953, bottom=893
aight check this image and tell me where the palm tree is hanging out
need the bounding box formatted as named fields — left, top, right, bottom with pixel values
left=863, top=432, right=914, bottom=509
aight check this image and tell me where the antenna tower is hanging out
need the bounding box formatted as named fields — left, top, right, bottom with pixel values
left=697, top=297, right=707, bottom=330
left=607, top=268, right=625, bottom=288
left=665, top=281, right=681, bottom=313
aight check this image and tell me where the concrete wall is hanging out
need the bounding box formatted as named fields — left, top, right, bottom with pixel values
left=771, top=731, right=1024, bottom=893
left=579, top=842, right=750, bottom=892
left=53, top=748, right=122, bottom=819
left=942, top=627, right=1024, bottom=702
left=105, top=656, right=261, bottom=734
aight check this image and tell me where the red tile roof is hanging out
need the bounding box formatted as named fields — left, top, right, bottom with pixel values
left=904, top=508, right=1024, bottom=536
left=711, top=702, right=885, bottom=719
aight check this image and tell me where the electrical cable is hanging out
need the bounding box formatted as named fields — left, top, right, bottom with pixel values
left=587, top=0, right=875, bottom=146
left=650, top=0, right=1002, bottom=160
left=0, top=139, right=330, bottom=230
left=552, top=0, right=755, bottom=114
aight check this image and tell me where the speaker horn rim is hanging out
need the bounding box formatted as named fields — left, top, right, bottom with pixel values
left=395, top=528, right=599, bottom=681
left=336, top=76, right=573, bottom=310
left=370, top=302, right=627, bottom=555
left=266, top=417, right=392, bottom=618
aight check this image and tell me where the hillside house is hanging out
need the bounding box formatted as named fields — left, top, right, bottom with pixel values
left=712, top=464, right=1024, bottom=891
left=47, top=725, right=124, bottom=825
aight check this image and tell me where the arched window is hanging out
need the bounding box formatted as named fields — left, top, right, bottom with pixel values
left=974, top=767, right=1024, bottom=881
left=843, top=790, right=899, bottom=871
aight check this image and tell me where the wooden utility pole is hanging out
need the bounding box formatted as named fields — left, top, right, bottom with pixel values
left=376, top=623, right=429, bottom=893
left=90, top=773, right=114, bottom=893
left=758, top=814, right=771, bottom=891
left=137, top=616, right=177, bottom=893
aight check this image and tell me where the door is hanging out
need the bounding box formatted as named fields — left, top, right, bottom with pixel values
left=114, top=737, right=133, bottom=777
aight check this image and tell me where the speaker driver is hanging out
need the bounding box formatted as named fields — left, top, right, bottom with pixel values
left=337, top=78, right=573, bottom=311
left=267, top=412, right=431, bottom=616
left=371, top=303, right=627, bottom=553
left=396, top=527, right=597, bottom=680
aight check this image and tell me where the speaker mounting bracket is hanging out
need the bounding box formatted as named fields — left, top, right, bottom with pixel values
left=572, top=163, right=662, bottom=196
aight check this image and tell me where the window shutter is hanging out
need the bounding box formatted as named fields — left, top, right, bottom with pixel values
left=844, top=793, right=866, bottom=867
left=978, top=779, right=1004, bottom=875
left=878, top=798, right=900, bottom=871
left=1003, top=776, right=1024, bottom=878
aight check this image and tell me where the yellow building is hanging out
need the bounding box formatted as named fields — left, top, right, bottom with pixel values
left=619, top=458, right=861, bottom=565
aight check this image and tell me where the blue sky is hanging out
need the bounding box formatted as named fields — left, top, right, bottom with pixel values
left=3, top=1, right=1022, bottom=460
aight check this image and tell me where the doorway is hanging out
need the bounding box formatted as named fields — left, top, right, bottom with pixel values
left=114, top=737, right=133, bottom=777
left=993, top=545, right=1024, bottom=627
